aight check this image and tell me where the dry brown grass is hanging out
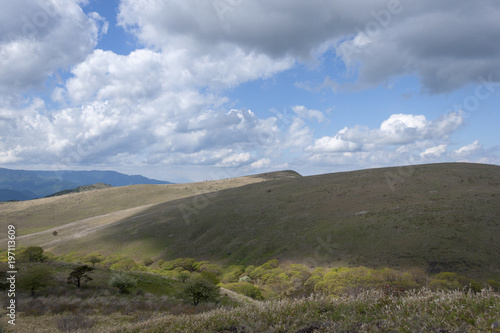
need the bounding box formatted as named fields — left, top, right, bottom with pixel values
left=1, top=288, right=498, bottom=332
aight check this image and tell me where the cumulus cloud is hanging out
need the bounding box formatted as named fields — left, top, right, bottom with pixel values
left=118, top=0, right=500, bottom=93
left=335, top=0, right=500, bottom=92
left=420, top=144, right=447, bottom=159
left=0, top=0, right=105, bottom=98
left=307, top=112, right=464, bottom=153
left=1, top=1, right=498, bottom=177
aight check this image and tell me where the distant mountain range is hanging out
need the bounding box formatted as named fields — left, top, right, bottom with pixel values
left=0, top=168, right=171, bottom=201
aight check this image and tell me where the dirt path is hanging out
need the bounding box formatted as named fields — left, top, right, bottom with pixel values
left=0, top=203, right=157, bottom=249
left=220, top=287, right=259, bottom=305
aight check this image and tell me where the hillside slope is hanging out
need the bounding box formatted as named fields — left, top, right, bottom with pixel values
left=2, top=164, right=499, bottom=279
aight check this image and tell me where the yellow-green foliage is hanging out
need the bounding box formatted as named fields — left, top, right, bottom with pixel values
left=305, top=266, right=419, bottom=296
left=109, top=259, right=146, bottom=272
left=222, top=265, right=245, bottom=283
left=315, top=266, right=379, bottom=295
left=159, top=258, right=199, bottom=272
left=84, top=252, right=105, bottom=267
left=199, top=263, right=222, bottom=276
left=429, top=272, right=481, bottom=292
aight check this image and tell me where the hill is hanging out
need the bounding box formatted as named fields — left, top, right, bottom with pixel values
left=0, top=168, right=171, bottom=201
left=1, top=163, right=499, bottom=280
left=45, top=183, right=113, bottom=198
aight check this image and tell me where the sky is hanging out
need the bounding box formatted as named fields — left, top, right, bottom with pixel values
left=0, top=0, right=499, bottom=183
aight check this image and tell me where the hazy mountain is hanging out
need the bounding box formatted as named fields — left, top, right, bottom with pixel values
left=0, top=167, right=171, bottom=201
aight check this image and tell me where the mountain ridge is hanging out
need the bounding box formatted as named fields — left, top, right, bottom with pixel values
left=0, top=167, right=171, bottom=201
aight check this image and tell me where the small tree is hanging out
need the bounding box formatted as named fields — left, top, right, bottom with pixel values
left=181, top=277, right=220, bottom=306
left=19, top=246, right=47, bottom=263
left=18, top=265, right=53, bottom=296
left=178, top=271, right=191, bottom=283
left=67, top=265, right=94, bottom=288
left=109, top=273, right=137, bottom=294
left=84, top=253, right=104, bottom=267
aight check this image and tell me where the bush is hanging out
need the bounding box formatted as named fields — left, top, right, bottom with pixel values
left=181, top=277, right=220, bottom=305
left=222, top=265, right=245, bottom=283
left=110, top=259, right=144, bottom=272
left=67, top=265, right=94, bottom=289
left=161, top=258, right=198, bottom=272
left=109, top=273, right=138, bottom=294
left=19, top=246, right=47, bottom=263
left=18, top=264, right=53, bottom=296
left=429, top=272, right=479, bottom=292
left=201, top=271, right=221, bottom=285
left=84, top=253, right=104, bottom=267
left=487, top=279, right=500, bottom=292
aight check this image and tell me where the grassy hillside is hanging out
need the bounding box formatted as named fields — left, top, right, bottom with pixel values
left=2, top=163, right=499, bottom=279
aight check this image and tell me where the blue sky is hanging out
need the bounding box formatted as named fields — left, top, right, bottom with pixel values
left=0, top=0, right=499, bottom=182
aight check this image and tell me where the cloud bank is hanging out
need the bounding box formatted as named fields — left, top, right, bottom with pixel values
left=1, top=0, right=499, bottom=179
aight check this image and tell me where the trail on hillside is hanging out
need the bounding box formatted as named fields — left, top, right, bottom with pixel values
left=0, top=203, right=158, bottom=249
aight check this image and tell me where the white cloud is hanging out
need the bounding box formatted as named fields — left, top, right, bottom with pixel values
left=117, top=0, right=500, bottom=93
left=217, top=152, right=253, bottom=167
left=454, top=140, right=482, bottom=156
left=307, top=112, right=464, bottom=153
left=250, top=158, right=271, bottom=169
left=308, top=128, right=362, bottom=153
left=1, top=1, right=498, bottom=178
left=0, top=0, right=105, bottom=97
left=420, top=144, right=447, bottom=159
left=292, top=105, right=326, bottom=123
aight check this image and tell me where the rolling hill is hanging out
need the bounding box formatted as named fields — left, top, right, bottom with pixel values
left=1, top=163, right=499, bottom=280
left=0, top=167, right=171, bottom=201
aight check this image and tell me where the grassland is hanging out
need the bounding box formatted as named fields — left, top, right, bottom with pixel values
left=1, top=163, right=499, bottom=280
left=2, top=288, right=499, bottom=332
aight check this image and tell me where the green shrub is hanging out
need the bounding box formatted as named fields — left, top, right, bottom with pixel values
left=429, top=272, right=480, bottom=292
left=199, top=263, right=222, bottom=276
left=19, top=246, right=47, bottom=263
left=222, top=265, right=245, bottom=283
left=201, top=271, right=220, bottom=285
left=67, top=265, right=94, bottom=289
left=84, top=253, right=104, bottom=267
left=18, top=264, right=53, bottom=296
left=109, top=273, right=138, bottom=294
left=110, top=259, right=145, bottom=272
left=181, top=277, right=220, bottom=305
left=487, top=279, right=500, bottom=291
